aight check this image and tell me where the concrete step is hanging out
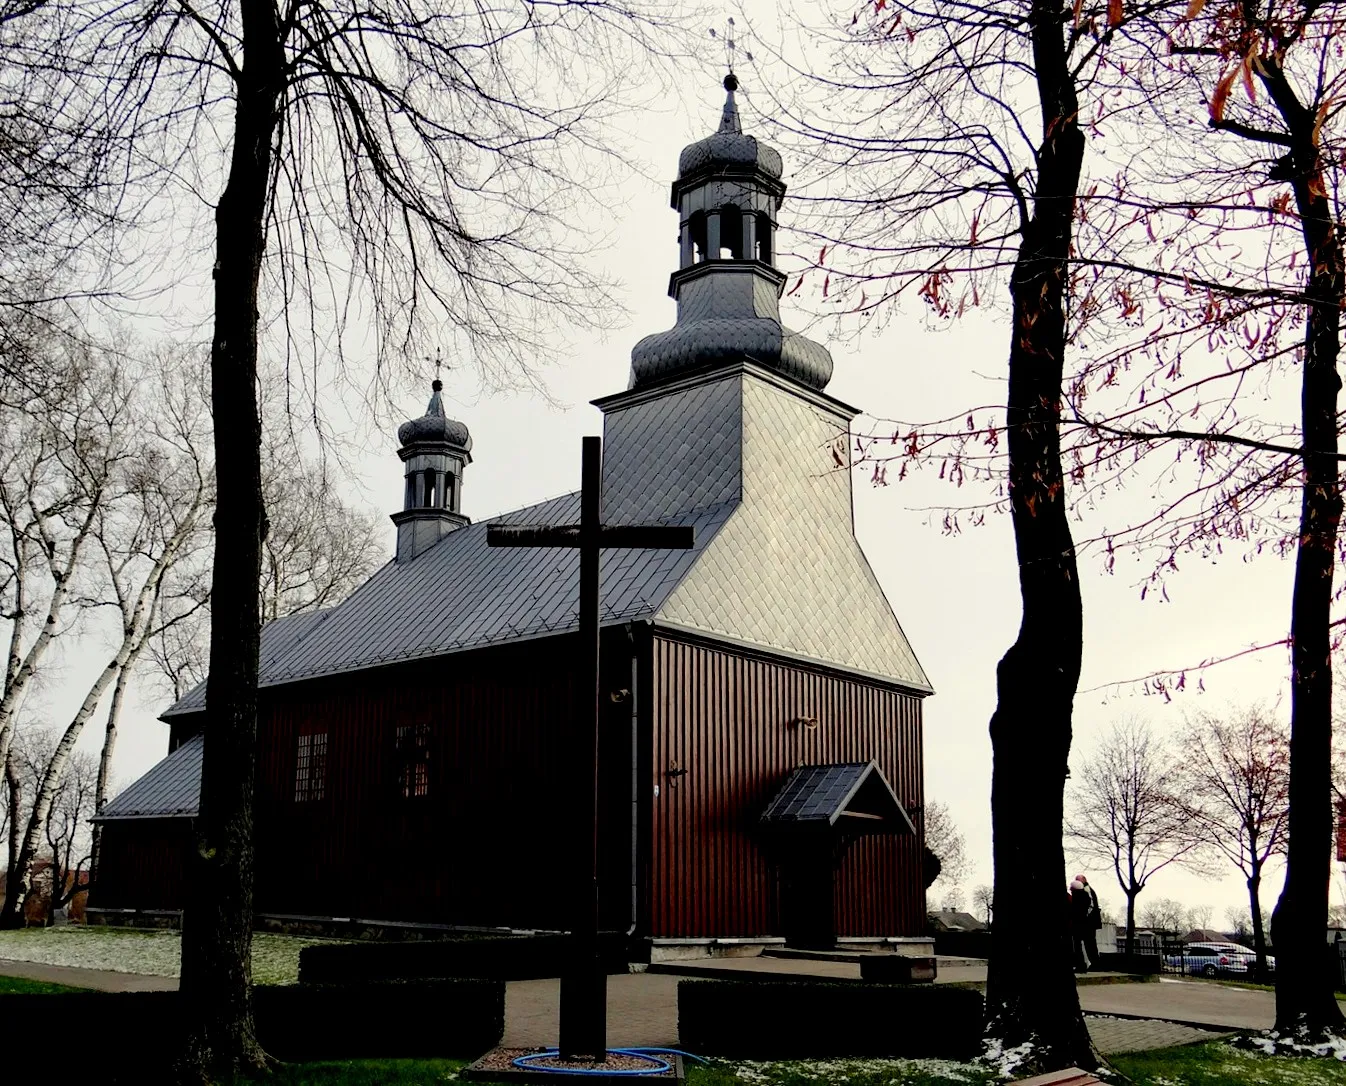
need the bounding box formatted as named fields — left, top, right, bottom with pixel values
left=761, top=947, right=981, bottom=967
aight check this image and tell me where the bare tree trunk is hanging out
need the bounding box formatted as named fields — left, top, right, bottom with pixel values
left=983, top=1, right=1093, bottom=1072
left=1261, top=62, right=1346, bottom=1042
left=89, top=663, right=131, bottom=886
left=0, top=655, right=118, bottom=926
left=1125, top=893, right=1136, bottom=959
left=176, top=0, right=283, bottom=1074
left=4, top=750, right=18, bottom=911
left=1249, top=869, right=1269, bottom=982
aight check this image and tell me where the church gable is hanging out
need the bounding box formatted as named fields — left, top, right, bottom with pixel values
left=655, top=374, right=930, bottom=691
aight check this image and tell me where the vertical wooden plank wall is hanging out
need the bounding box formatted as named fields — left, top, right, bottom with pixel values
left=649, top=633, right=925, bottom=938
left=251, top=631, right=637, bottom=932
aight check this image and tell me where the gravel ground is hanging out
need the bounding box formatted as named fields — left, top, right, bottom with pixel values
left=0, top=926, right=345, bottom=985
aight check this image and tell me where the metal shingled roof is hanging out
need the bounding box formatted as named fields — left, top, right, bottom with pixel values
left=163, top=608, right=337, bottom=717
left=96, top=735, right=203, bottom=820
left=163, top=492, right=736, bottom=716
left=161, top=364, right=930, bottom=721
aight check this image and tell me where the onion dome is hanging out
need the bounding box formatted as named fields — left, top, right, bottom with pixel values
left=629, top=76, right=833, bottom=393
left=398, top=379, right=471, bottom=451
left=677, top=73, right=783, bottom=183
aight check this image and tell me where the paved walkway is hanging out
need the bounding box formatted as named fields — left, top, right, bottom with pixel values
left=0, top=955, right=1262, bottom=1055
left=0, top=958, right=178, bottom=992
left=1079, top=976, right=1272, bottom=1031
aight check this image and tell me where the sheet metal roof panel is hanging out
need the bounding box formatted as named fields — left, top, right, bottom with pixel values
left=163, top=609, right=333, bottom=718
left=167, top=495, right=737, bottom=699
left=97, top=735, right=203, bottom=820
left=656, top=377, right=931, bottom=692
left=760, top=762, right=871, bottom=825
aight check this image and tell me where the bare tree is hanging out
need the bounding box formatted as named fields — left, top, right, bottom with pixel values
left=89, top=356, right=215, bottom=882
left=973, top=884, right=995, bottom=927
left=1177, top=706, right=1289, bottom=979
left=925, top=800, right=970, bottom=908
left=6, top=726, right=96, bottom=924
left=1, top=357, right=211, bottom=928
left=1068, top=721, right=1207, bottom=956
left=0, top=341, right=135, bottom=901
left=1139, top=896, right=1186, bottom=936
left=1184, top=904, right=1215, bottom=933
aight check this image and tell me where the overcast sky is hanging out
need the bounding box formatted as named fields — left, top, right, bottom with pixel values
left=25, top=17, right=1327, bottom=932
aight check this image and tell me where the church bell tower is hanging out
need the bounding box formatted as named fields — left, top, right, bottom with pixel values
left=628, top=73, right=832, bottom=392
left=391, top=379, right=471, bottom=563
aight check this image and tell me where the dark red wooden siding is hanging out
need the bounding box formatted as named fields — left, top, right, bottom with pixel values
left=90, top=819, right=191, bottom=910
left=648, top=633, right=925, bottom=938
left=252, top=632, right=636, bottom=931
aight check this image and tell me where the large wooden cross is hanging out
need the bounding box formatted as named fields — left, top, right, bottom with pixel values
left=487, top=435, right=694, bottom=1060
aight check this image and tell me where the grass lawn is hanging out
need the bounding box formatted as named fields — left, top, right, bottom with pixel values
left=257, top=1059, right=466, bottom=1084
left=1112, top=1040, right=1346, bottom=1084
left=0, top=974, right=89, bottom=994
left=0, top=925, right=348, bottom=985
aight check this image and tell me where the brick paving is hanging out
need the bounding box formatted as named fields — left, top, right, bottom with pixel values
left=1084, top=1015, right=1233, bottom=1054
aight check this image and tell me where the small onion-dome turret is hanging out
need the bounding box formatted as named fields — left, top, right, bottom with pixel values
left=398, top=379, right=472, bottom=451
left=391, top=378, right=471, bottom=563
left=676, top=73, right=783, bottom=182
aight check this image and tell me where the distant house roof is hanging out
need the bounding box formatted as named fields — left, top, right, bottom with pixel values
left=759, top=761, right=916, bottom=835
left=95, top=735, right=202, bottom=820
left=928, top=910, right=987, bottom=933
left=1183, top=928, right=1233, bottom=944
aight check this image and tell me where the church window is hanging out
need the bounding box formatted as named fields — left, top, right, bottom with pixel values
left=396, top=722, right=431, bottom=799
left=756, top=213, right=773, bottom=263
left=719, top=206, right=743, bottom=259
left=294, top=731, right=327, bottom=803
left=689, top=212, right=708, bottom=263
left=423, top=469, right=438, bottom=508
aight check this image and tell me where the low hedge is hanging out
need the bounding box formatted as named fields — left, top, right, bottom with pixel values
left=678, top=978, right=983, bottom=1060
left=1093, top=952, right=1161, bottom=974
left=300, top=931, right=631, bottom=983
left=1, top=978, right=502, bottom=1078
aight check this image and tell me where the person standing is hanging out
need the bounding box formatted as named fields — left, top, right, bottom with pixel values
left=1070, top=875, right=1101, bottom=971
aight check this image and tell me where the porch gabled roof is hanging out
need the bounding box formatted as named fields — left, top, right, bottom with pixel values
left=759, top=760, right=916, bottom=835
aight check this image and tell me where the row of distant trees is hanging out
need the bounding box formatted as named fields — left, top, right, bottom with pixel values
left=1066, top=710, right=1292, bottom=978
left=0, top=321, right=387, bottom=930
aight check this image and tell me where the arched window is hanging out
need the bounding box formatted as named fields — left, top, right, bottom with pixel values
left=423, top=469, right=438, bottom=508
left=757, top=213, right=773, bottom=264
left=689, top=211, right=708, bottom=263
left=719, top=206, right=743, bottom=259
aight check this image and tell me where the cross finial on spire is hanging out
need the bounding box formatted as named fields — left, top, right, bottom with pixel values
left=708, top=15, right=752, bottom=78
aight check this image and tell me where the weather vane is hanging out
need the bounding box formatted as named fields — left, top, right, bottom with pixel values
left=708, top=16, right=752, bottom=76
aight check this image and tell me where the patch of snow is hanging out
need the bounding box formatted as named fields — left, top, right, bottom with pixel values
left=0, top=927, right=338, bottom=985
left=982, top=1035, right=1036, bottom=1080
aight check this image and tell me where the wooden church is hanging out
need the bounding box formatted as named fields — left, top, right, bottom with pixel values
left=90, top=78, right=934, bottom=954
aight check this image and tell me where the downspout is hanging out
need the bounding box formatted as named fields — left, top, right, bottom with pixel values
left=628, top=623, right=639, bottom=937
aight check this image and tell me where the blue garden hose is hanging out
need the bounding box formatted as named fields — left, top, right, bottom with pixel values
left=512, top=1046, right=708, bottom=1076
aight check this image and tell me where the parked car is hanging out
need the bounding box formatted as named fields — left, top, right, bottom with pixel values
left=1164, top=942, right=1276, bottom=977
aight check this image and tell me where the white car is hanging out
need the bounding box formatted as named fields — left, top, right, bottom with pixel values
left=1165, top=942, right=1275, bottom=977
